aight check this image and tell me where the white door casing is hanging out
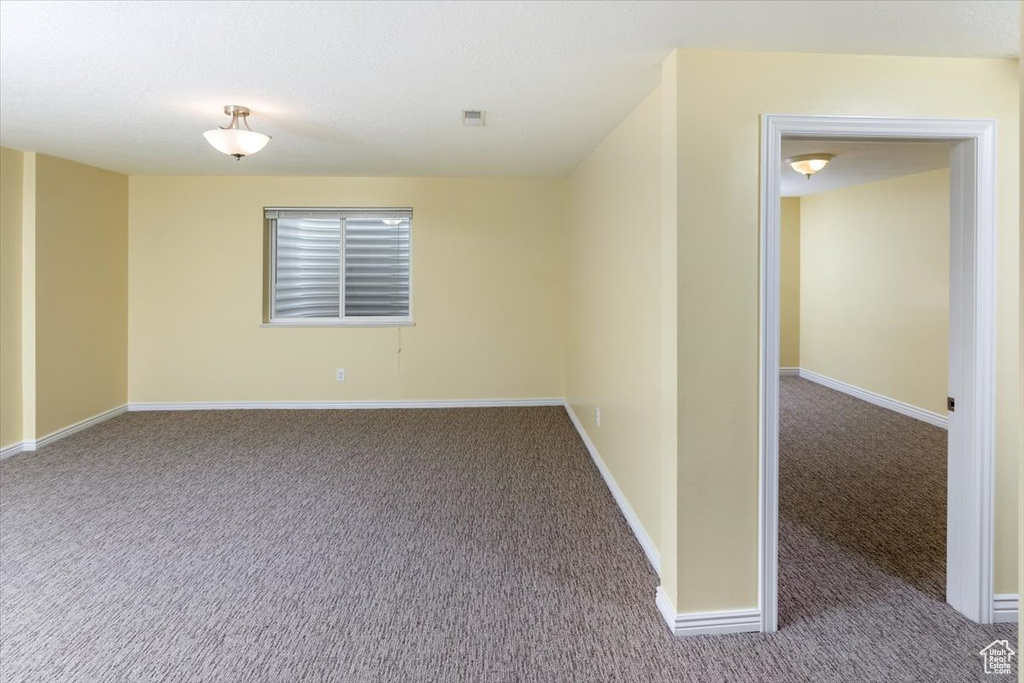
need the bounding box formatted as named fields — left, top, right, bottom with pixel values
left=759, top=115, right=997, bottom=631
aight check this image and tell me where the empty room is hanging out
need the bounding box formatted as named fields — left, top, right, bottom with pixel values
left=0, top=1, right=1019, bottom=681
left=778, top=143, right=958, bottom=616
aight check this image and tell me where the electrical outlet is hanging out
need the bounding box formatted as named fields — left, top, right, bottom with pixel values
left=595, top=407, right=601, bottom=427
left=336, top=369, right=346, bottom=382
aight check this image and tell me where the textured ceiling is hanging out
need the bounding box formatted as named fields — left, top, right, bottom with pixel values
left=0, top=0, right=1017, bottom=177
left=780, top=141, right=951, bottom=197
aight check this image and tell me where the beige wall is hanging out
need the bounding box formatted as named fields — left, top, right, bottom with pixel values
left=1, top=152, right=128, bottom=446
left=658, top=51, right=681, bottom=603
left=801, top=169, right=949, bottom=415
left=780, top=197, right=801, bottom=368
left=0, top=148, right=23, bottom=450
left=128, top=177, right=565, bottom=403
left=565, top=86, right=662, bottom=553
left=34, top=155, right=128, bottom=437
left=671, top=50, right=1019, bottom=611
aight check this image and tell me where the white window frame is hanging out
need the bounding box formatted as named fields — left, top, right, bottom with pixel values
left=263, top=207, right=414, bottom=328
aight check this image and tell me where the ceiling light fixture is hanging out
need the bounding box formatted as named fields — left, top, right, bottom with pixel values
left=785, top=153, right=834, bottom=179
left=203, top=105, right=271, bottom=160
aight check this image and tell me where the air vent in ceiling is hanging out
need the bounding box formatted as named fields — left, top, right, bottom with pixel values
left=462, top=110, right=486, bottom=126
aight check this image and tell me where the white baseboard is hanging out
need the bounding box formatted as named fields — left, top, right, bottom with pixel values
left=779, top=367, right=800, bottom=377
left=656, top=586, right=761, bottom=636
left=993, top=594, right=1019, bottom=623
left=128, top=398, right=565, bottom=411
left=1, top=404, right=129, bottom=459
left=0, top=442, right=25, bottom=460
left=788, top=368, right=948, bottom=430
left=563, top=402, right=661, bottom=575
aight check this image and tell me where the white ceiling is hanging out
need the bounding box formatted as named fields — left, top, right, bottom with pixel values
left=780, top=140, right=951, bottom=197
left=0, top=1, right=1017, bottom=177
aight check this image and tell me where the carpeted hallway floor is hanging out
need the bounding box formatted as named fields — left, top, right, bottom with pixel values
left=0, top=382, right=1016, bottom=682
left=779, top=375, right=948, bottom=603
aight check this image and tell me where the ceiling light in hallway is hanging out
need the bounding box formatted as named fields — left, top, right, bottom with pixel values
left=786, top=153, right=834, bottom=179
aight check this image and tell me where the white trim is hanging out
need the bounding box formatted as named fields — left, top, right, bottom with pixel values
left=795, top=368, right=948, bottom=430
left=19, top=404, right=128, bottom=453
left=992, top=594, right=1019, bottom=623
left=760, top=114, right=998, bottom=632
left=563, top=403, right=661, bottom=574
left=260, top=319, right=415, bottom=328
left=128, top=398, right=565, bottom=411
left=656, top=587, right=761, bottom=637
left=0, top=442, right=25, bottom=460
left=759, top=113, right=784, bottom=634
left=264, top=207, right=413, bottom=218
left=779, top=367, right=800, bottom=377
left=945, top=129, right=998, bottom=626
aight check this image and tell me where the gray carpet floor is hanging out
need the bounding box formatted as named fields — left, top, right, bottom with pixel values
left=0, top=381, right=1016, bottom=682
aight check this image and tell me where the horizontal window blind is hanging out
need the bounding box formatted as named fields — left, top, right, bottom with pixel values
left=344, top=218, right=411, bottom=317
left=274, top=216, right=341, bottom=318
left=267, top=208, right=412, bottom=321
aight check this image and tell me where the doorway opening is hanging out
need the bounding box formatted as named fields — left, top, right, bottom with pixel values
left=759, top=115, right=997, bottom=632
left=778, top=138, right=952, bottom=626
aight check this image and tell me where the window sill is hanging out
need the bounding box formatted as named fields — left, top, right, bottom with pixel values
left=261, top=319, right=415, bottom=329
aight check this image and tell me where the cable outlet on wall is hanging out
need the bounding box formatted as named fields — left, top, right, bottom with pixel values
left=595, top=407, right=601, bottom=427
left=336, top=369, right=346, bottom=382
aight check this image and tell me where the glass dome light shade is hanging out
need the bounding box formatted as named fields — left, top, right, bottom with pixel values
left=785, top=153, right=835, bottom=179
left=203, top=128, right=271, bottom=159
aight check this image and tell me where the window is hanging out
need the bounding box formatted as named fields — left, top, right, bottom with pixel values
left=265, top=208, right=412, bottom=326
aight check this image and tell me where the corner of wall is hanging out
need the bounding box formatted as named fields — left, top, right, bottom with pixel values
left=659, top=48, right=680, bottom=608
left=0, top=148, right=25, bottom=451
left=14, top=153, right=130, bottom=445
left=20, top=152, right=37, bottom=443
